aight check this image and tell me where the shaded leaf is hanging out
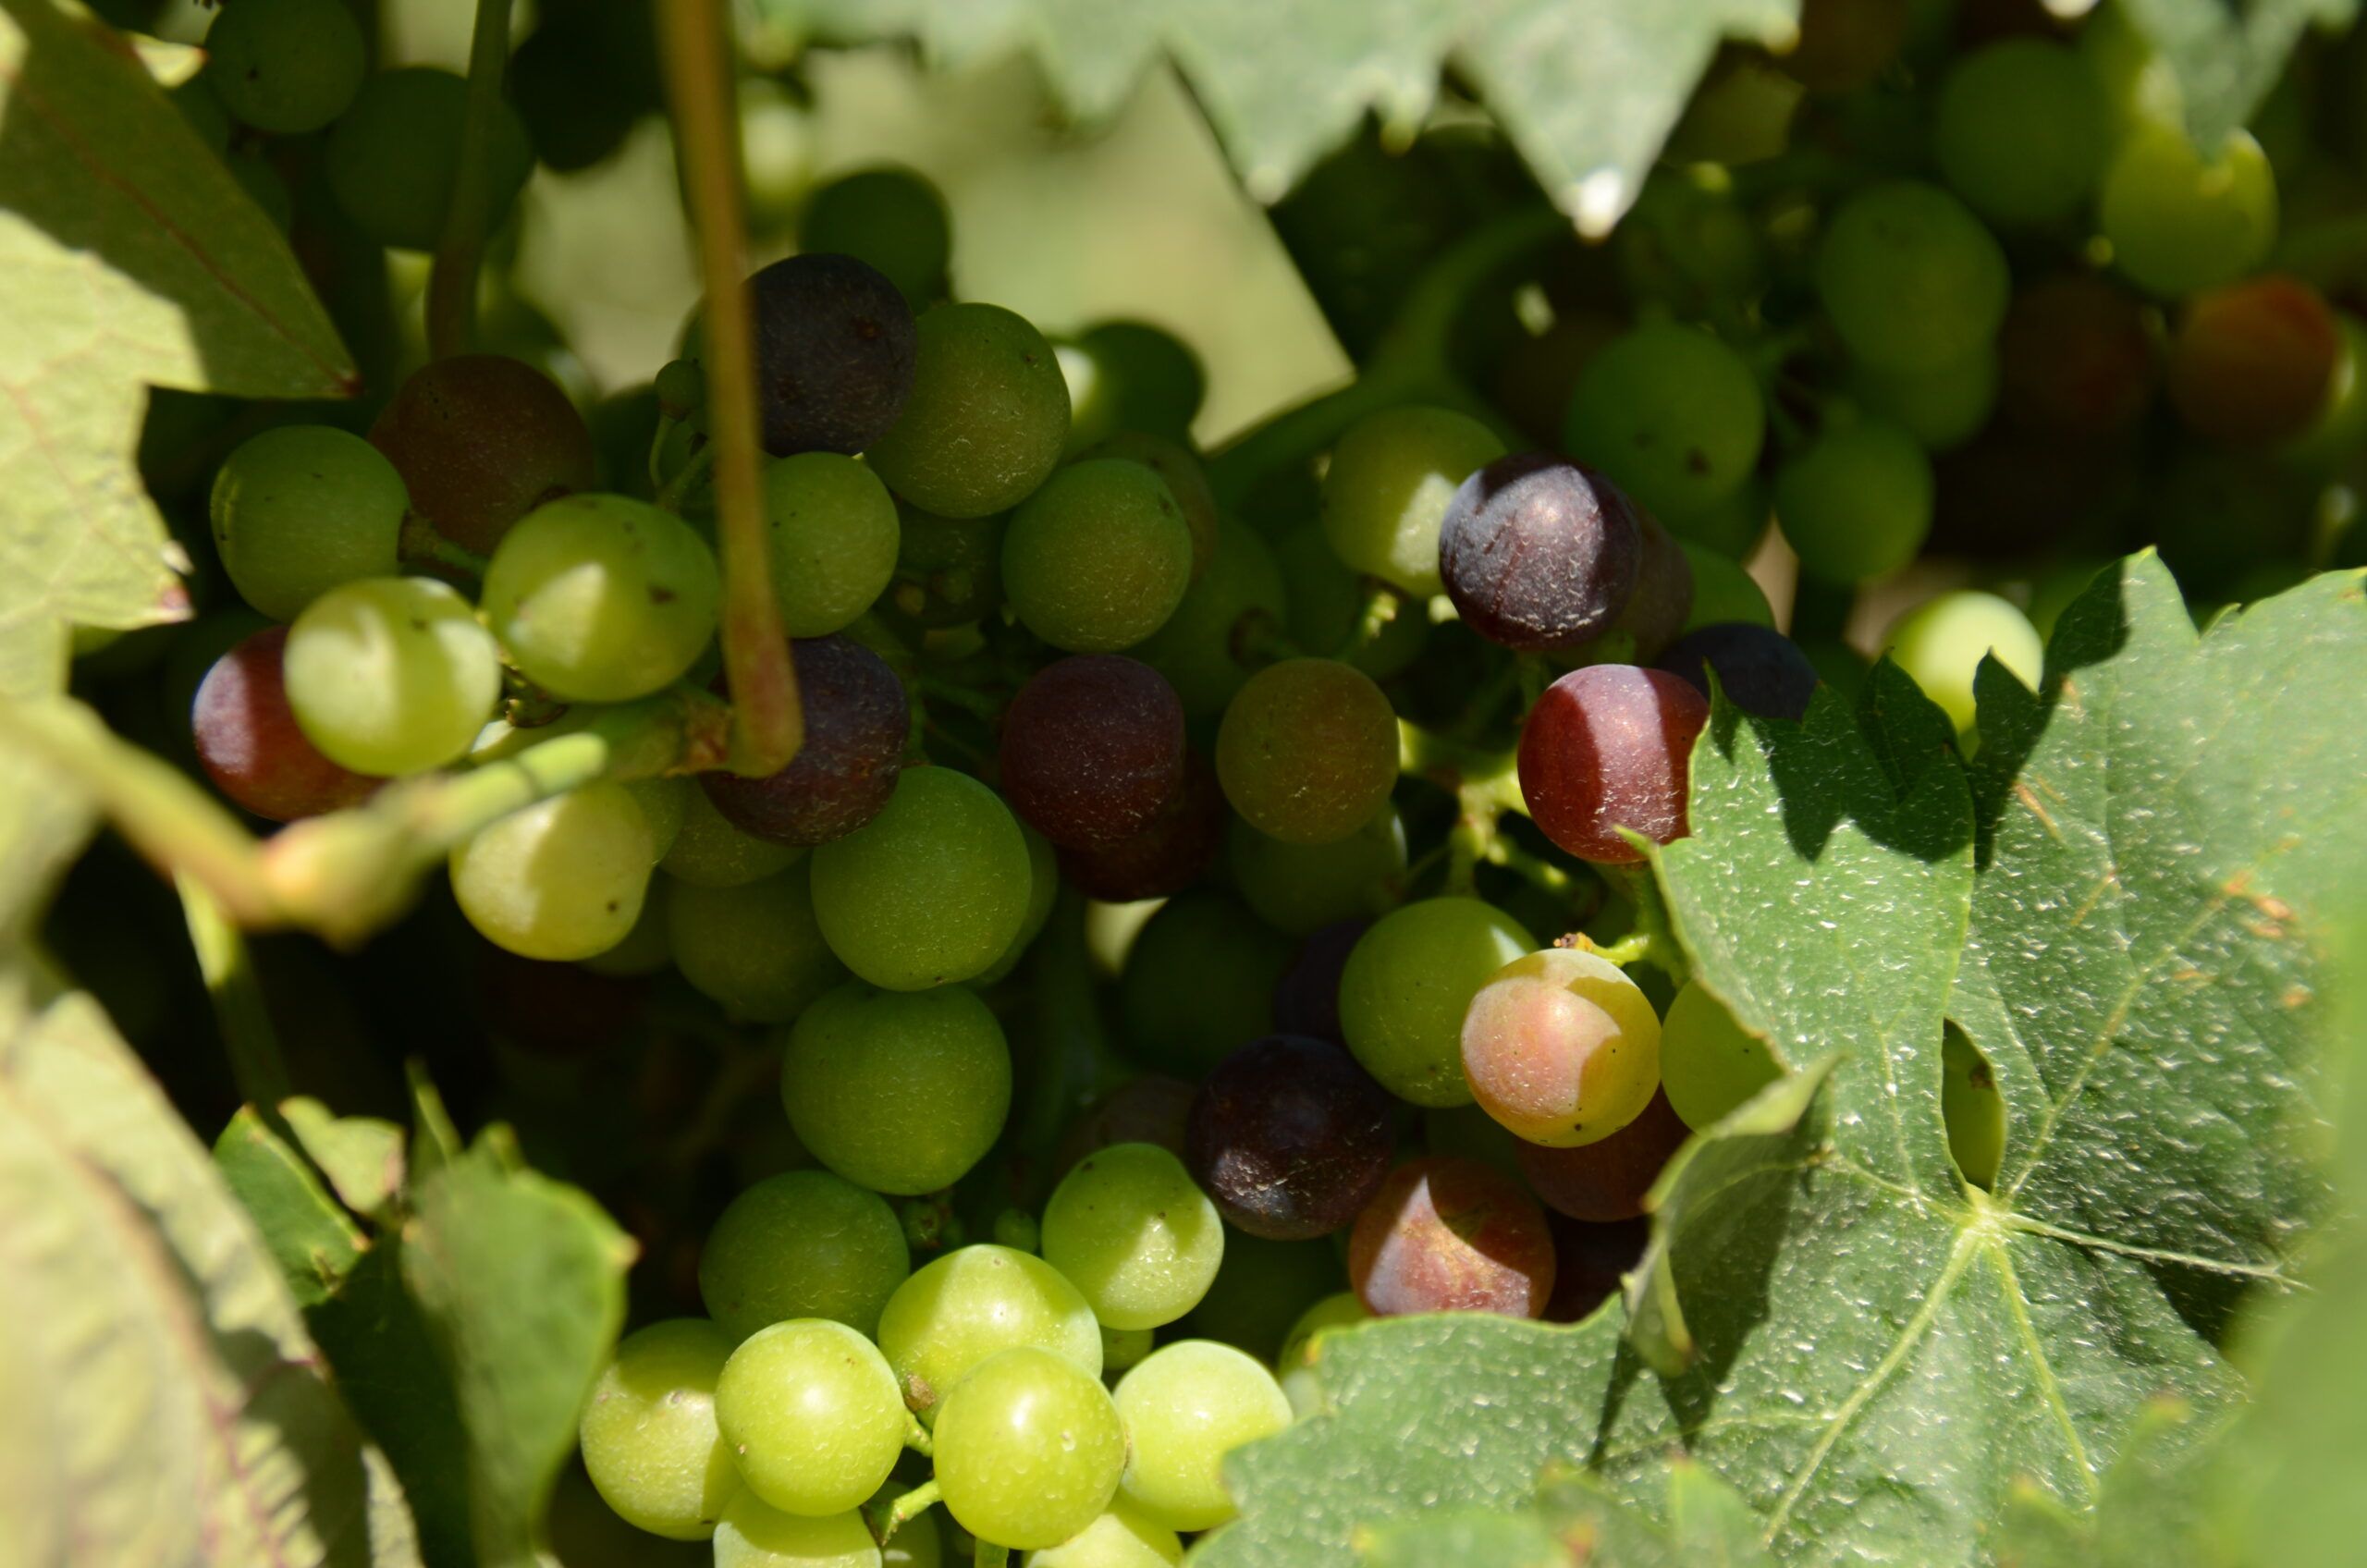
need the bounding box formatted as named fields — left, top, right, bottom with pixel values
left=215, top=1104, right=368, bottom=1309
left=2116, top=0, right=2356, bottom=152
left=283, top=1095, right=408, bottom=1224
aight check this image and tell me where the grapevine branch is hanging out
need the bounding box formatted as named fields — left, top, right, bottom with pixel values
left=425, top=0, right=515, bottom=360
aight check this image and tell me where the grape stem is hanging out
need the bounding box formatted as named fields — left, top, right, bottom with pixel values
left=864, top=1478, right=939, bottom=1545
left=652, top=440, right=716, bottom=513
left=902, top=1413, right=934, bottom=1457
left=424, top=0, right=514, bottom=360
left=1333, top=583, right=1403, bottom=662
left=178, top=876, right=292, bottom=1109
left=656, top=0, right=804, bottom=778
left=398, top=512, right=491, bottom=582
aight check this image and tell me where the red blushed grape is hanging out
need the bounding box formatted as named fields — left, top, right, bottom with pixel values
left=191, top=626, right=377, bottom=823
left=1460, top=949, right=1662, bottom=1148
left=1348, top=1157, right=1557, bottom=1318
left=1541, top=1214, right=1649, bottom=1324
left=2168, top=275, right=2340, bottom=447
left=1436, top=453, right=1641, bottom=653
left=1185, top=1035, right=1395, bottom=1241
left=1058, top=749, right=1225, bottom=901
left=1517, top=666, right=1709, bottom=864
left=1515, top=1089, right=1689, bottom=1222
left=1997, top=274, right=2157, bottom=441
left=369, top=353, right=598, bottom=555
left=749, top=253, right=920, bottom=457
left=1271, top=918, right=1368, bottom=1044
left=1656, top=622, right=1820, bottom=720
left=702, top=636, right=908, bottom=847
left=999, top=655, right=1185, bottom=850
left=1052, top=1073, right=1196, bottom=1183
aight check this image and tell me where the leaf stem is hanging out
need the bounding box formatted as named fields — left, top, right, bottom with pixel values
left=178, top=876, right=291, bottom=1108
left=425, top=0, right=514, bottom=360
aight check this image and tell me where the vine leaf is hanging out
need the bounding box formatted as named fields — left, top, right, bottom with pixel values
left=2116, top=0, right=2358, bottom=153
left=0, top=0, right=354, bottom=696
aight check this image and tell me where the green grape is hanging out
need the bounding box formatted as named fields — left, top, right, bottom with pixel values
left=1099, top=1325, right=1155, bottom=1374
left=1944, top=1026, right=2006, bottom=1189
left=283, top=577, right=499, bottom=777
left=1850, top=349, right=1999, bottom=454
left=1061, top=322, right=1205, bottom=452
left=1002, top=459, right=1195, bottom=651
left=1932, top=40, right=2108, bottom=227
left=1659, top=979, right=1781, bottom=1131
left=482, top=495, right=721, bottom=702
left=210, top=426, right=408, bottom=622
left=972, top=824, right=1057, bottom=986
left=626, top=777, right=690, bottom=863
left=1461, top=948, right=1662, bottom=1148
left=2282, top=313, right=2367, bottom=471
left=1082, top=434, right=1218, bottom=583
left=1318, top=406, right=1504, bottom=596
left=668, top=863, right=848, bottom=1023
left=714, top=1494, right=883, bottom=1568
left=1340, top=898, right=1536, bottom=1107
left=781, top=980, right=1012, bottom=1195
left=809, top=767, right=1031, bottom=989
left=1814, top=181, right=2010, bottom=375
left=1775, top=418, right=1933, bottom=584
left=1115, top=893, right=1293, bottom=1077
left=1023, top=1498, right=1183, bottom=1568
left=2025, top=558, right=2109, bottom=643
left=1564, top=323, right=1765, bottom=525
left=1662, top=482, right=1771, bottom=562
left=1676, top=542, right=1774, bottom=632
left=171, top=76, right=232, bottom=153
left=703, top=1170, right=910, bottom=1342
left=867, top=303, right=1070, bottom=518
left=715, top=1319, right=905, bottom=1517
left=798, top=166, right=950, bottom=308
left=578, top=883, right=673, bottom=977
left=664, top=789, right=805, bottom=888
left=763, top=454, right=901, bottom=638
left=2099, top=127, right=2277, bottom=300
left=578, top=1319, right=737, bottom=1540
left=325, top=67, right=533, bottom=251
left=1277, top=1291, right=1367, bottom=1417
left=227, top=150, right=294, bottom=230
left=1135, top=517, right=1287, bottom=719
left=1215, top=658, right=1398, bottom=846
left=1882, top=589, right=2043, bottom=736
left=202, top=0, right=365, bottom=134
left=1226, top=804, right=1404, bottom=937
left=1176, top=1231, right=1342, bottom=1361
left=875, top=1244, right=1103, bottom=1420
left=1041, top=1143, right=1224, bottom=1330
left=1111, top=1341, right=1293, bottom=1533
left=1271, top=522, right=1428, bottom=679
left=934, top=1347, right=1127, bottom=1550
left=449, top=783, right=656, bottom=962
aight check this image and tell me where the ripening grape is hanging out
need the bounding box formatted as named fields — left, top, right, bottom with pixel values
left=876, top=1244, right=1103, bottom=1420
left=1515, top=1089, right=1690, bottom=1222
left=1882, top=590, right=2043, bottom=736
left=1057, top=750, right=1226, bottom=903
left=203, top=0, right=365, bottom=134
left=1997, top=274, right=2159, bottom=441
left=762, top=453, right=902, bottom=637
left=481, top=494, right=721, bottom=703
left=1042, top=1142, right=1224, bottom=1330
left=210, top=426, right=408, bottom=622
left=1564, top=323, right=1765, bottom=525
left=1086, top=433, right=1218, bottom=582
left=1517, top=666, right=1709, bottom=864
left=1543, top=1213, right=1650, bottom=1326
left=866, top=302, right=1070, bottom=517
left=1776, top=417, right=1934, bottom=584
left=1659, top=979, right=1782, bottom=1130
left=1460, top=948, right=1662, bottom=1148
left=1944, top=1026, right=2006, bottom=1189
left=2099, top=127, right=2276, bottom=300
left=700, top=1170, right=910, bottom=1342
left=192, top=627, right=377, bottom=822
left=748, top=253, right=919, bottom=458
left=449, top=783, right=656, bottom=962
left=715, top=1318, right=906, bottom=1517
left=1340, top=898, right=1536, bottom=1106
left=283, top=577, right=499, bottom=778
left=1655, top=622, right=1821, bottom=720
left=1215, top=658, right=1398, bottom=845
left=1063, top=322, right=1206, bottom=451
left=1815, top=180, right=2010, bottom=375
left=1436, top=453, right=1642, bottom=652
left=1184, top=1035, right=1394, bottom=1240
left=325, top=67, right=533, bottom=251
left=1348, top=1157, right=1556, bottom=1317
left=703, top=635, right=909, bottom=847
left=2168, top=275, right=2339, bottom=446
left=668, top=863, right=847, bottom=1023
left=1226, top=805, right=1404, bottom=937
left=664, top=787, right=804, bottom=888
left=578, top=1319, right=738, bottom=1540
left=1116, top=892, right=1294, bottom=1077
left=797, top=165, right=951, bottom=308
left=1319, top=406, right=1505, bottom=596
left=782, top=980, right=1012, bottom=1195
left=713, top=1493, right=883, bottom=1568
left=1932, top=40, right=2107, bottom=227
left=934, top=1346, right=1127, bottom=1550
left=1003, top=459, right=1195, bottom=651
left=369, top=354, right=598, bottom=555
left=1110, top=1341, right=1293, bottom=1533
left=1054, top=1075, right=1196, bottom=1184
left=1024, top=1498, right=1184, bottom=1568
left=999, top=656, right=1185, bottom=851
left=808, top=766, right=1032, bottom=989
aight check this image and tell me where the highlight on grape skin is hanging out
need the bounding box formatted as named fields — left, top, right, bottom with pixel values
left=1459, top=947, right=1662, bottom=1148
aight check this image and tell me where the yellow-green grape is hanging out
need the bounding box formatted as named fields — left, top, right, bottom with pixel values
left=882, top=1497, right=941, bottom=1568
left=1041, top=1143, right=1224, bottom=1330
left=1226, top=804, right=1406, bottom=937
left=1100, top=1325, right=1155, bottom=1375
left=1277, top=1291, right=1367, bottom=1418
left=1678, top=542, right=1776, bottom=632
left=578, top=1319, right=738, bottom=1541
left=1882, top=589, right=2044, bottom=737
left=1111, top=1341, right=1293, bottom=1533
left=2099, top=127, right=2276, bottom=300
left=809, top=767, right=1033, bottom=990
left=1002, top=459, right=1195, bottom=652
left=1944, top=1027, right=2006, bottom=1189
left=202, top=0, right=365, bottom=134
left=481, top=494, right=721, bottom=703
left=933, top=1347, right=1127, bottom=1550
left=1814, top=180, right=2010, bottom=375
left=700, top=1170, right=911, bottom=1343
left=762, top=453, right=902, bottom=638
left=781, top=981, right=1012, bottom=1195
left=663, top=789, right=804, bottom=888
left=1459, top=948, right=1662, bottom=1148
left=866, top=302, right=1071, bottom=518
left=1319, top=406, right=1505, bottom=597
left=1340, top=898, right=1538, bottom=1107
left=713, top=1493, right=883, bottom=1568
left=1565, top=323, right=1767, bottom=525
left=449, top=783, right=656, bottom=962
left=971, top=823, right=1058, bottom=985
left=578, top=883, right=673, bottom=977
left=626, top=777, right=691, bottom=862
left=668, top=864, right=848, bottom=1023
left=1022, top=1498, right=1184, bottom=1568
left=209, top=426, right=408, bottom=621
left=1136, top=516, right=1286, bottom=719
left=874, top=1244, right=1102, bottom=1421
left=282, top=577, right=500, bottom=777
left=1932, top=39, right=2108, bottom=227
left=714, top=1320, right=905, bottom=1517
left=1775, top=418, right=1933, bottom=584
left=1659, top=979, right=1781, bottom=1131
left=1215, top=659, right=1399, bottom=846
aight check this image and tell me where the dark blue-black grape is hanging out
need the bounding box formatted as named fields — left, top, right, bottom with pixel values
left=1438, top=453, right=1643, bottom=652
left=703, top=635, right=908, bottom=846
left=1271, top=918, right=1367, bottom=1044
left=1654, top=622, right=1820, bottom=720
left=749, top=254, right=917, bottom=457
left=1184, top=1035, right=1394, bottom=1240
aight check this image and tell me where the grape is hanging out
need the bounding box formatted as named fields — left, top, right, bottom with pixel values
left=1348, top=1156, right=1556, bottom=1317
left=209, top=426, right=408, bottom=621
left=797, top=166, right=951, bottom=308
left=809, top=767, right=1031, bottom=989
left=934, top=1346, right=1126, bottom=1550
left=1085, top=434, right=1218, bottom=582
left=1517, top=667, right=1708, bottom=865
left=1319, top=406, right=1505, bottom=597
left=1932, top=40, right=2107, bottom=227
left=1996, top=274, right=2158, bottom=441
left=1053, top=1075, right=1196, bottom=1182
left=715, top=1318, right=906, bottom=1516
left=283, top=577, right=499, bottom=777
left=370, top=354, right=600, bottom=555
left=1679, top=542, right=1775, bottom=631
left=1944, top=1026, right=2006, bottom=1189
left=2099, top=127, right=2276, bottom=300
left=1542, top=1215, right=1650, bottom=1325
left=481, top=494, right=720, bottom=703
left=2168, top=275, right=2339, bottom=446
left=192, top=627, right=377, bottom=822
left=973, top=823, right=1058, bottom=984
left=1227, top=806, right=1404, bottom=937
left=1461, top=948, right=1662, bottom=1148
left=762, top=454, right=902, bottom=637
left=1882, top=590, right=2043, bottom=736
left=1564, top=323, right=1765, bottom=525
left=1516, top=1089, right=1689, bottom=1222
left=1491, top=309, right=1624, bottom=447
left=509, top=2, right=661, bottom=176
left=1024, top=1498, right=1183, bottom=1568
left=1774, top=418, right=1933, bottom=584
left=1851, top=349, right=1999, bottom=453
left=875, top=1244, right=1103, bottom=1419
left=203, top=0, right=365, bottom=134
left=1184, top=1035, right=1393, bottom=1240
left=664, top=788, right=805, bottom=888
left=1002, top=459, right=1195, bottom=651
left=325, top=67, right=533, bottom=251
left=1056, top=750, right=1225, bottom=902
left=1422, top=1102, right=1525, bottom=1180
left=1110, top=1341, right=1291, bottom=1533
left=578, top=1319, right=737, bottom=1540
left=1655, top=622, right=1820, bottom=720
left=1214, top=658, right=1397, bottom=845
left=1116, top=893, right=1293, bottom=1077
left=1779, top=0, right=1907, bottom=92
left=1000, top=656, right=1184, bottom=851
left=878, top=504, right=1005, bottom=631
left=1175, top=1230, right=1343, bottom=1359
left=1277, top=1290, right=1367, bottom=1415
left=703, top=636, right=909, bottom=847
left=867, top=302, right=1070, bottom=518
left=1062, top=322, right=1205, bottom=451
left=749, top=253, right=920, bottom=458
left=449, top=784, right=656, bottom=962
left=1815, top=181, right=2009, bottom=375
left=1434, top=454, right=1642, bottom=653
left=1041, top=1143, right=1224, bottom=1330
left=668, top=863, right=848, bottom=1023
left=1659, top=978, right=1782, bottom=1130
left=1611, top=512, right=1695, bottom=662
left=713, top=1494, right=883, bottom=1568
left=1271, top=521, right=1428, bottom=680
left=782, top=980, right=1012, bottom=1195
left=577, top=882, right=674, bottom=977
left=1135, top=517, right=1286, bottom=719
left=171, top=76, right=232, bottom=153
left=2285, top=313, right=2367, bottom=469
left=701, top=1170, right=910, bottom=1343
left=1616, top=171, right=1767, bottom=318
left=1339, top=898, right=1536, bottom=1106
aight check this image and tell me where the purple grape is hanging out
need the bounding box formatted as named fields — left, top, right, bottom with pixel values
left=1057, top=749, right=1224, bottom=901
left=1272, top=918, right=1368, bottom=1044
left=999, top=655, right=1185, bottom=850
left=1655, top=622, right=1820, bottom=720
left=703, top=635, right=908, bottom=845
left=749, top=253, right=917, bottom=457
left=1185, top=1035, right=1395, bottom=1241
left=1437, top=452, right=1642, bottom=652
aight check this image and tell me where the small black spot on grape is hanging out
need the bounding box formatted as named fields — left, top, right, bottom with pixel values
left=650, top=586, right=678, bottom=606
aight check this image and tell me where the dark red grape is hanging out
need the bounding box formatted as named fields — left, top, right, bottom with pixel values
left=1272, top=918, right=1369, bottom=1044
left=1437, top=453, right=1641, bottom=652
left=999, top=655, right=1185, bottom=850
left=1348, top=1156, right=1557, bottom=1317
left=369, top=353, right=597, bottom=554
left=1515, top=1089, right=1689, bottom=1222
left=1185, top=1035, right=1395, bottom=1241
left=1518, top=665, right=1709, bottom=864
left=702, top=635, right=907, bottom=846
left=2168, top=275, right=2339, bottom=446
left=1540, top=1214, right=1649, bottom=1323
left=1052, top=1073, right=1196, bottom=1182
left=749, top=253, right=917, bottom=457
left=1058, top=748, right=1224, bottom=900
left=192, top=626, right=377, bottom=823
left=1997, top=274, right=2156, bottom=441
left=1655, top=622, right=1820, bottom=720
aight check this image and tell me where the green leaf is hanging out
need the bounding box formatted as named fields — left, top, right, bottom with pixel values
left=2116, top=0, right=2356, bottom=152
left=215, top=1104, right=368, bottom=1309
left=1354, top=1507, right=1576, bottom=1568
left=282, top=1095, right=408, bottom=1224
left=0, top=0, right=354, bottom=695
left=753, top=0, right=1799, bottom=231
left=1992, top=1397, right=2237, bottom=1568
left=0, top=986, right=421, bottom=1566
